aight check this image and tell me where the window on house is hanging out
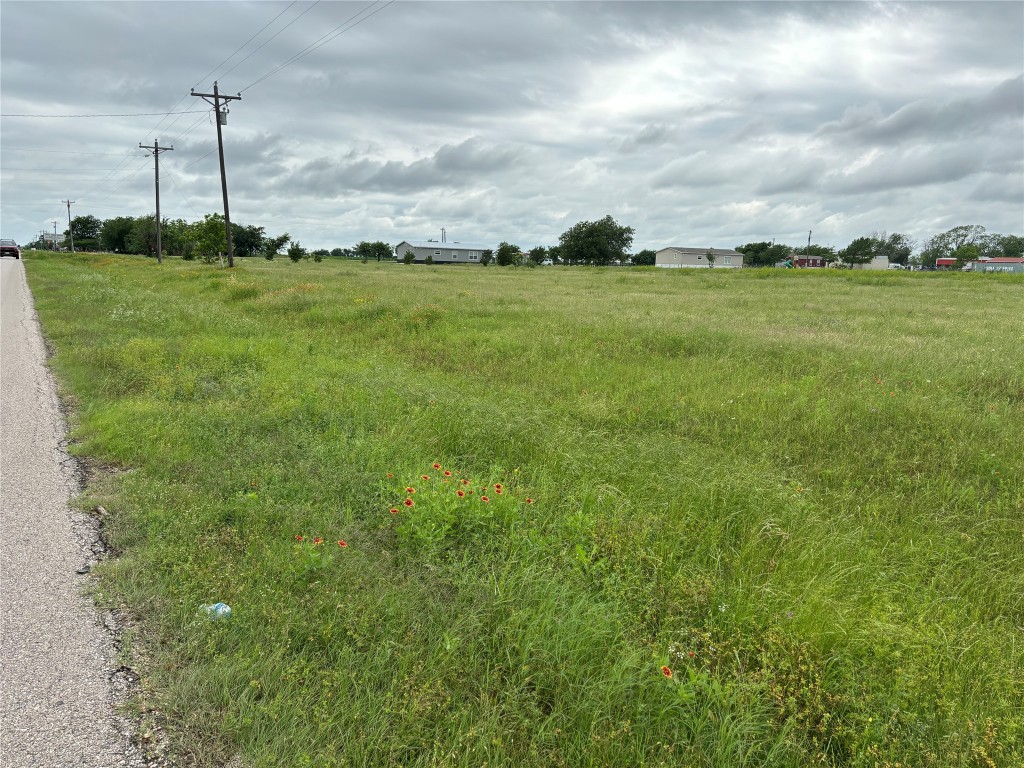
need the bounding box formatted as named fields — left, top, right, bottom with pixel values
left=452, top=251, right=458, bottom=258
left=725, top=255, right=732, bottom=265
left=434, top=250, right=441, bottom=256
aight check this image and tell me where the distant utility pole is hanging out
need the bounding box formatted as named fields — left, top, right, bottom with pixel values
left=191, top=81, right=241, bottom=267
left=62, top=199, right=76, bottom=253
left=808, top=230, right=812, bottom=249
left=139, top=139, right=174, bottom=264
left=51, top=221, right=58, bottom=251
left=441, top=227, right=446, bottom=243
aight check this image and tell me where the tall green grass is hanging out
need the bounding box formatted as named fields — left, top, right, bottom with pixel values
left=25, top=252, right=1023, bottom=766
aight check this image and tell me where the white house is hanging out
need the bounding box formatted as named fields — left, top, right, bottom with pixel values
left=655, top=247, right=744, bottom=268
left=394, top=240, right=490, bottom=264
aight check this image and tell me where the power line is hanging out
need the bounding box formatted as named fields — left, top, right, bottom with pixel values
left=216, top=1, right=322, bottom=83
left=1, top=148, right=144, bottom=156
left=193, top=0, right=301, bottom=87
left=1, top=110, right=209, bottom=118
left=240, top=1, right=394, bottom=93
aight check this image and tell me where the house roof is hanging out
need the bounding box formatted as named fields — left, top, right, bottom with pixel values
left=396, top=240, right=491, bottom=251
left=984, top=257, right=1024, bottom=263
left=659, top=247, right=742, bottom=256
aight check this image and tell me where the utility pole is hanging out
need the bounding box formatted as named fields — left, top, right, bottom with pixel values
left=139, top=139, right=174, bottom=264
left=808, top=230, right=812, bottom=249
left=51, top=221, right=58, bottom=251
left=62, top=199, right=76, bottom=253
left=191, top=81, right=241, bottom=267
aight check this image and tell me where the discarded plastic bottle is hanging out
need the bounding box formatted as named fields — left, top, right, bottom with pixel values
left=201, top=602, right=232, bottom=619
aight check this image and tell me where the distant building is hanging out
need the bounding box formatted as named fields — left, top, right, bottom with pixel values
left=970, top=257, right=1024, bottom=273
left=655, top=247, right=744, bottom=268
left=852, top=255, right=889, bottom=270
left=795, top=255, right=827, bottom=268
left=393, top=240, right=490, bottom=264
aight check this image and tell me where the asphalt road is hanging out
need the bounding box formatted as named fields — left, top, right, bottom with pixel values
left=0, top=258, right=145, bottom=767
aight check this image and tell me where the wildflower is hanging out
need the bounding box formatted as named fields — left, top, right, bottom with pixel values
left=481, top=495, right=490, bottom=503
left=386, top=473, right=394, bottom=478
left=456, top=490, right=466, bottom=498
left=494, top=483, right=503, bottom=491
left=337, top=540, right=348, bottom=548
left=443, top=470, right=452, bottom=477
left=406, top=487, right=416, bottom=494
left=525, top=498, right=534, bottom=504
left=661, top=666, right=673, bottom=679
left=421, top=475, right=430, bottom=481
left=404, top=498, right=414, bottom=507
left=389, top=508, right=399, bottom=515
left=432, top=463, right=442, bottom=470
left=687, top=651, right=695, bottom=659
left=313, top=537, right=324, bottom=546
left=461, top=479, right=469, bottom=485
left=495, top=489, right=503, bottom=495
left=294, top=534, right=304, bottom=542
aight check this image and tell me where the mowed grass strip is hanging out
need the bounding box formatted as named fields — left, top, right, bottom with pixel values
left=25, top=252, right=1023, bottom=767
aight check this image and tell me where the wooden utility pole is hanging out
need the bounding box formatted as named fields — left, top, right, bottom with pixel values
left=62, top=199, right=76, bottom=253
left=191, top=82, right=241, bottom=267
left=139, top=139, right=174, bottom=264
left=51, top=221, right=58, bottom=251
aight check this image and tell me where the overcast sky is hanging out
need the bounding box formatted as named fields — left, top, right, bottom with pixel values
left=2, top=1, right=1022, bottom=252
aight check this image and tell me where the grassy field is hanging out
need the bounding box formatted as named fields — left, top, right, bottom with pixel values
left=24, top=252, right=1023, bottom=767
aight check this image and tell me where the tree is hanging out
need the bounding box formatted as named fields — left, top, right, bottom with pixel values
left=919, top=225, right=987, bottom=267
left=838, top=237, right=877, bottom=267
left=355, top=240, right=393, bottom=262
left=495, top=241, right=521, bottom=267
left=231, top=223, right=266, bottom=258
left=66, top=215, right=102, bottom=250
left=403, top=249, right=415, bottom=264
left=263, top=233, right=290, bottom=260
left=631, top=249, right=656, bottom=266
left=163, top=218, right=196, bottom=259
left=980, top=233, right=1023, bottom=259
left=127, top=215, right=159, bottom=256
left=558, top=215, right=634, bottom=266
left=192, top=214, right=228, bottom=262
left=480, top=249, right=493, bottom=266
left=100, top=216, right=135, bottom=253
left=872, top=232, right=914, bottom=266
left=330, top=247, right=346, bottom=258
left=287, top=241, right=307, bottom=262
left=424, top=253, right=434, bottom=265
left=529, top=246, right=547, bottom=265
left=546, top=245, right=562, bottom=265
left=793, top=243, right=837, bottom=263
left=705, top=248, right=716, bottom=268
left=735, top=241, right=790, bottom=267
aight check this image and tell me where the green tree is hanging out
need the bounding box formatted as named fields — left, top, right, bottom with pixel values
left=558, top=215, right=634, bottom=266
left=919, top=225, right=987, bottom=267
left=480, top=249, right=493, bottom=266
left=980, top=233, right=1023, bottom=259
left=163, top=218, right=196, bottom=259
left=546, top=245, right=562, bottom=265
left=792, top=244, right=837, bottom=263
left=838, top=237, right=877, bottom=267
left=529, top=246, right=547, bottom=265
left=355, top=240, right=394, bottom=262
left=231, top=223, right=266, bottom=258
left=263, top=233, right=290, bottom=260
left=631, top=249, right=656, bottom=266
left=66, top=215, right=102, bottom=250
left=872, top=232, right=914, bottom=266
left=287, top=241, right=307, bottom=262
left=495, top=241, right=521, bottom=267
left=735, top=241, right=791, bottom=267
left=425, top=253, right=434, bottom=265
left=192, top=214, right=228, bottom=262
left=100, top=216, right=135, bottom=253
left=403, top=249, right=415, bottom=264
left=705, top=248, right=717, bottom=268
left=330, top=247, right=345, bottom=258
left=127, top=215, right=159, bottom=256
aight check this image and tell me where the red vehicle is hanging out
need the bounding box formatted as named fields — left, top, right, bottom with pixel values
left=0, top=239, right=21, bottom=259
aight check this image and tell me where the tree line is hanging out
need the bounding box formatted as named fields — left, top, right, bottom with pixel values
left=28, top=214, right=1020, bottom=270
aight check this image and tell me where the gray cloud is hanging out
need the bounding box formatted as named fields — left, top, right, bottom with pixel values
left=1, top=1, right=1021, bottom=251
